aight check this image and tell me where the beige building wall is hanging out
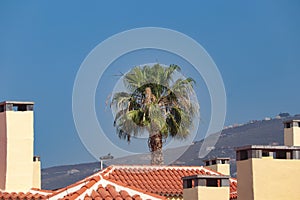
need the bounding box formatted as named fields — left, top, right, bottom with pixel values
left=0, top=112, right=7, bottom=191
left=183, top=188, right=198, bottom=200
left=237, top=157, right=300, bottom=200
left=5, top=111, right=34, bottom=192
left=32, top=159, right=41, bottom=189
left=183, top=186, right=229, bottom=200
left=284, top=126, right=300, bottom=146
left=206, top=164, right=230, bottom=176
left=0, top=102, right=40, bottom=192
left=236, top=159, right=254, bottom=200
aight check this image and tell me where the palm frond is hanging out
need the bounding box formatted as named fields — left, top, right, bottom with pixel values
left=111, top=63, right=199, bottom=143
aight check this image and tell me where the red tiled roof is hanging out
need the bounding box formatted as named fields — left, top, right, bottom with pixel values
left=229, top=179, right=237, bottom=199
left=101, top=165, right=237, bottom=199
left=0, top=191, right=47, bottom=200
left=0, top=165, right=238, bottom=200
left=64, top=184, right=145, bottom=200
left=30, top=188, right=54, bottom=194
left=48, top=174, right=166, bottom=200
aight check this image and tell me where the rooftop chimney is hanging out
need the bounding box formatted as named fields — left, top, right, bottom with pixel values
left=236, top=145, right=300, bottom=200
left=284, top=120, right=300, bottom=146
left=203, top=158, right=230, bottom=176
left=0, top=101, right=41, bottom=192
left=182, top=175, right=230, bottom=200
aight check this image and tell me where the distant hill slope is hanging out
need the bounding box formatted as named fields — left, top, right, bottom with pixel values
left=42, top=162, right=103, bottom=190
left=42, top=115, right=298, bottom=190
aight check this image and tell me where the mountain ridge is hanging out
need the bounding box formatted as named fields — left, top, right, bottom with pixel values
left=42, top=114, right=298, bottom=190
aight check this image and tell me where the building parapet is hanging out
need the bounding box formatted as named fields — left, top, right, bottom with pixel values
left=182, top=175, right=230, bottom=189
left=0, top=101, right=34, bottom=112
left=203, top=158, right=230, bottom=166
left=235, top=145, right=300, bottom=161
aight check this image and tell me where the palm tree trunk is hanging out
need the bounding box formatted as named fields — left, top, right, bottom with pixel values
left=148, top=132, right=164, bottom=165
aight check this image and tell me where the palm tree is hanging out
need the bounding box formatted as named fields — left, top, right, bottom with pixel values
left=111, top=64, right=199, bottom=165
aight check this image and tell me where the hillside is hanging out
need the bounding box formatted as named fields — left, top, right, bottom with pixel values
left=42, top=114, right=298, bottom=190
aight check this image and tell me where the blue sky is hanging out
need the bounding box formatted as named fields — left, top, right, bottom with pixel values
left=0, top=1, right=300, bottom=168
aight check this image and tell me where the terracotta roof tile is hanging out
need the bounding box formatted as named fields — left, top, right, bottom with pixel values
left=0, top=191, right=47, bottom=199
left=84, top=194, right=93, bottom=200
left=90, top=190, right=99, bottom=199
left=119, top=190, right=132, bottom=200
left=49, top=174, right=165, bottom=200
left=0, top=164, right=237, bottom=200
left=100, top=165, right=237, bottom=199
left=132, top=194, right=142, bottom=200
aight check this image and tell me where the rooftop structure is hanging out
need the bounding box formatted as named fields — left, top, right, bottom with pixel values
left=0, top=101, right=41, bottom=192
left=284, top=119, right=300, bottom=146
left=203, top=158, right=230, bottom=176
left=182, top=175, right=231, bottom=200
left=236, top=145, right=300, bottom=200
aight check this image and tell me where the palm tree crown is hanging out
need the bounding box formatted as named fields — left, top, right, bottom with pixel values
left=111, top=64, right=199, bottom=165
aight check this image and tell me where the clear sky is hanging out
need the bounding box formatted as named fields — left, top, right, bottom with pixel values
left=0, top=1, right=300, bottom=168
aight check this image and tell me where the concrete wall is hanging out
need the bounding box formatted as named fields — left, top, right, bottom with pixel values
left=284, top=127, right=300, bottom=146
left=237, top=157, right=300, bottom=200
left=236, top=159, right=254, bottom=200
left=0, top=110, right=35, bottom=192
left=32, top=160, right=41, bottom=189
left=183, top=188, right=198, bottom=200
left=183, top=186, right=229, bottom=200
left=206, top=164, right=230, bottom=176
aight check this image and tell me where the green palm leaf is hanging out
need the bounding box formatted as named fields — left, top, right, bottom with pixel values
left=110, top=64, right=199, bottom=165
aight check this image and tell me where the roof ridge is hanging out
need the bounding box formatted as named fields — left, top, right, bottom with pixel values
left=105, top=164, right=235, bottom=177
left=202, top=166, right=225, bottom=175
left=29, top=188, right=53, bottom=196
left=101, top=165, right=115, bottom=177
left=106, top=164, right=208, bottom=170
left=48, top=175, right=101, bottom=199
left=62, top=174, right=165, bottom=200
left=47, top=173, right=165, bottom=200
left=75, top=175, right=103, bottom=200
left=102, top=176, right=166, bottom=200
